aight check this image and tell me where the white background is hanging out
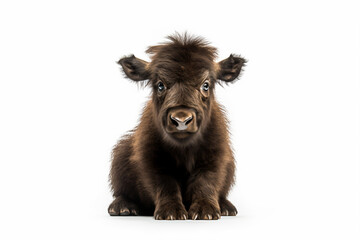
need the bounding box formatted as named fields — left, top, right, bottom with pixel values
left=0, top=0, right=359, bottom=239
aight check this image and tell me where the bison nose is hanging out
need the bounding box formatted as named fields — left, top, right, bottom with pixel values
left=170, top=115, right=193, bottom=131
left=166, top=108, right=198, bottom=134
left=169, top=110, right=194, bottom=131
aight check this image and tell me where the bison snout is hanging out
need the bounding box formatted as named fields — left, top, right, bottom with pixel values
left=170, top=114, right=192, bottom=130
left=166, top=108, right=198, bottom=134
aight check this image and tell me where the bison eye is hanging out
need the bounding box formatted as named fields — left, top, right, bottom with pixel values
left=202, top=81, right=210, bottom=91
left=157, top=81, right=165, bottom=92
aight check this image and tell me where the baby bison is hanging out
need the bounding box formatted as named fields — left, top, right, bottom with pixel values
left=109, top=34, right=246, bottom=220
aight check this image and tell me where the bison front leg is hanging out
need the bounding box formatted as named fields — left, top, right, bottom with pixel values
left=186, top=172, right=222, bottom=220
left=153, top=175, right=188, bottom=220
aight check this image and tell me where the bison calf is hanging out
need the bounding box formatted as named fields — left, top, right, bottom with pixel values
left=108, top=33, right=246, bottom=220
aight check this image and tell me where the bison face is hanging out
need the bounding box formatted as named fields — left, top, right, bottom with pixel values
left=118, top=34, right=246, bottom=145
left=152, top=69, right=213, bottom=143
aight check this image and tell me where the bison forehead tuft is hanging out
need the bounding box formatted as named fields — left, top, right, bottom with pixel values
left=146, top=32, right=218, bottom=61
left=146, top=33, right=217, bottom=82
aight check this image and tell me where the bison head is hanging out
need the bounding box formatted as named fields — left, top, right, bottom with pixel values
left=118, top=33, right=246, bottom=146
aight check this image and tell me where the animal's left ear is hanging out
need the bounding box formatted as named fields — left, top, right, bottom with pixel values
left=216, top=54, right=247, bottom=82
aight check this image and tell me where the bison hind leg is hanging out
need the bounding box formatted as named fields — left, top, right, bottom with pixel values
left=219, top=198, right=238, bottom=216
left=108, top=195, right=140, bottom=216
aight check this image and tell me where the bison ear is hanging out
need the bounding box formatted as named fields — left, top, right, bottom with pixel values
left=117, top=55, right=150, bottom=81
left=217, top=54, right=247, bottom=82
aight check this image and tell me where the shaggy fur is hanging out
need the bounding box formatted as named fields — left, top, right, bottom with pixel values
left=108, top=33, right=246, bottom=220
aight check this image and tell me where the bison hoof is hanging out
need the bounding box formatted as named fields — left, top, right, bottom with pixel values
left=188, top=200, right=221, bottom=220
left=108, top=197, right=139, bottom=216
left=154, top=203, right=188, bottom=220
left=219, top=198, right=238, bottom=216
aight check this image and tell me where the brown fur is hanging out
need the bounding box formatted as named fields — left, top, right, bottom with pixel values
left=108, top=33, right=246, bottom=220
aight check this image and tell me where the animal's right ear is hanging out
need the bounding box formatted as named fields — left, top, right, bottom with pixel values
left=117, top=55, right=150, bottom=81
